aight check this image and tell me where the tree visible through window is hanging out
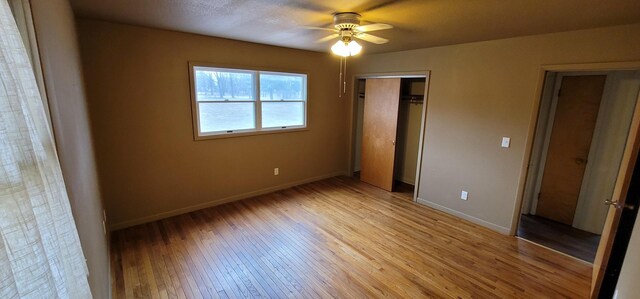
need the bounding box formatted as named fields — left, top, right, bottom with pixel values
left=191, top=65, right=307, bottom=137
left=195, top=69, right=254, bottom=101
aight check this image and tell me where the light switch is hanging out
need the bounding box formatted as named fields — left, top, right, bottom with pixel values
left=501, top=137, right=511, bottom=148
left=461, top=191, right=469, bottom=201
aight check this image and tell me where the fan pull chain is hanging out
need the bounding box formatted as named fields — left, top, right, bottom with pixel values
left=338, top=56, right=348, bottom=98
left=338, top=56, right=343, bottom=98
left=343, top=57, right=347, bottom=95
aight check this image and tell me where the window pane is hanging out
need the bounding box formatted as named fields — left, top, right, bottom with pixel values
left=194, top=67, right=255, bottom=101
left=261, top=102, right=304, bottom=128
left=260, top=73, right=306, bottom=101
left=199, top=102, right=255, bottom=133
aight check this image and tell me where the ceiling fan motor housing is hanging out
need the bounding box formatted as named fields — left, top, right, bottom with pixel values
left=333, top=12, right=361, bottom=30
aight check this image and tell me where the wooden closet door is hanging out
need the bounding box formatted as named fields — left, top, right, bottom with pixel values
left=360, top=78, right=401, bottom=191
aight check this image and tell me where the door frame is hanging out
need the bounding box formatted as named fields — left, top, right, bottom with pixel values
left=348, top=70, right=431, bottom=202
left=511, top=61, right=640, bottom=236
left=525, top=72, right=610, bottom=219
left=512, top=61, right=640, bottom=296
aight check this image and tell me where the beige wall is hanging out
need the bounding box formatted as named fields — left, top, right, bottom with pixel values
left=30, top=1, right=110, bottom=298
left=76, top=19, right=350, bottom=229
left=351, top=23, right=640, bottom=233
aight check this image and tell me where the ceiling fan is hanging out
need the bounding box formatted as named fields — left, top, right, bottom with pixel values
left=312, top=12, right=393, bottom=57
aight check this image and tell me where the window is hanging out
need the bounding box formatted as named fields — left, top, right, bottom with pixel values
left=191, top=64, right=307, bottom=138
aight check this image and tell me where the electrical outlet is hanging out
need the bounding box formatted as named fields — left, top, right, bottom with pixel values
left=274, top=168, right=279, bottom=176
left=461, top=191, right=469, bottom=201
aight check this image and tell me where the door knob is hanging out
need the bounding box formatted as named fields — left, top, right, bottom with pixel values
left=604, top=199, right=623, bottom=209
left=392, top=140, right=396, bottom=146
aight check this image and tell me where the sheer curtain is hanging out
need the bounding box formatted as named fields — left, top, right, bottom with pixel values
left=0, top=0, right=91, bottom=297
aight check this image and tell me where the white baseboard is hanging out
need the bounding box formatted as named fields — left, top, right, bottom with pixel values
left=110, top=171, right=348, bottom=231
left=416, top=197, right=511, bottom=235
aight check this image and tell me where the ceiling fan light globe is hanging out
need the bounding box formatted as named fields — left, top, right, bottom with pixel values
left=347, top=40, right=362, bottom=56
left=331, top=40, right=350, bottom=57
left=331, top=40, right=362, bottom=57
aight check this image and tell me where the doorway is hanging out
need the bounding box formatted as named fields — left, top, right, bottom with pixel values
left=352, top=76, right=427, bottom=195
left=518, top=70, right=640, bottom=262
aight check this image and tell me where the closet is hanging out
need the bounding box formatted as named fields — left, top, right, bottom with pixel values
left=354, top=77, right=425, bottom=192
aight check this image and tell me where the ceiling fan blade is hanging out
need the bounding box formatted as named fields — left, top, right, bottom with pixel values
left=316, top=34, right=339, bottom=43
left=355, top=33, right=389, bottom=44
left=355, top=23, right=393, bottom=33
left=303, top=26, right=337, bottom=32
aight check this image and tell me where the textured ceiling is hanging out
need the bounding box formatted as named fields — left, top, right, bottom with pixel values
left=70, top=0, right=640, bottom=54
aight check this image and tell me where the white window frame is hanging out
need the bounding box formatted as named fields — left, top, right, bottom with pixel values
left=189, top=62, right=308, bottom=140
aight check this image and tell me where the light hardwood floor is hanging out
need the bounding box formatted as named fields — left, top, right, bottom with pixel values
left=111, top=177, right=591, bottom=298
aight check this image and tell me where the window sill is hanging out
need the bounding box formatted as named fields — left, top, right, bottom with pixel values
left=194, top=127, right=309, bottom=141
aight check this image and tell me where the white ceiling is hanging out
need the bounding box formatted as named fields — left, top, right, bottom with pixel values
left=70, top=0, right=640, bottom=54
